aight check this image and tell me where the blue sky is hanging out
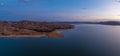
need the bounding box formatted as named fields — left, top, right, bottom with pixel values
left=0, top=0, right=120, bottom=21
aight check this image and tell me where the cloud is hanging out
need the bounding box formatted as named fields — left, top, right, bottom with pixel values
left=20, top=0, right=55, bottom=3
left=81, top=8, right=87, bottom=10
left=115, top=0, right=120, bottom=3
left=0, top=3, right=4, bottom=6
left=20, top=0, right=30, bottom=3
left=117, top=14, right=120, bottom=16
left=47, top=0, right=55, bottom=2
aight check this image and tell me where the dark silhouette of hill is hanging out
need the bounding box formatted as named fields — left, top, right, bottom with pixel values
left=56, top=21, right=120, bottom=26
left=97, top=21, right=120, bottom=25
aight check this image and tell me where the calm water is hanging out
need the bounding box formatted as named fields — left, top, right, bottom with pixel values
left=1, top=24, right=120, bottom=56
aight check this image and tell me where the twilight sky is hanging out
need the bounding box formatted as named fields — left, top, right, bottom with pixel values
left=0, top=0, right=120, bottom=21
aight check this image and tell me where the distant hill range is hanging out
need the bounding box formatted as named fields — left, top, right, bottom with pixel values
left=56, top=21, right=120, bottom=26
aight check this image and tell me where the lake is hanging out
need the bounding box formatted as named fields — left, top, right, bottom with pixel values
left=0, top=24, right=120, bottom=56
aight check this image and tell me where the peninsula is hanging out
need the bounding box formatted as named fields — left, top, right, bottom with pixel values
left=0, top=20, right=74, bottom=36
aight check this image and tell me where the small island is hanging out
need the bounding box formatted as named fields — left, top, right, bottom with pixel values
left=0, top=20, right=74, bottom=37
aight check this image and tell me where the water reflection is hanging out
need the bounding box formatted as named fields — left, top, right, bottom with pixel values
left=0, top=30, right=64, bottom=38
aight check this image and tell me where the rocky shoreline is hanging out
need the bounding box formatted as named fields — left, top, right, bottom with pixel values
left=0, top=20, right=74, bottom=36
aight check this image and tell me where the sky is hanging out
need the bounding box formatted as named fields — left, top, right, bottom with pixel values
left=0, top=0, right=120, bottom=21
